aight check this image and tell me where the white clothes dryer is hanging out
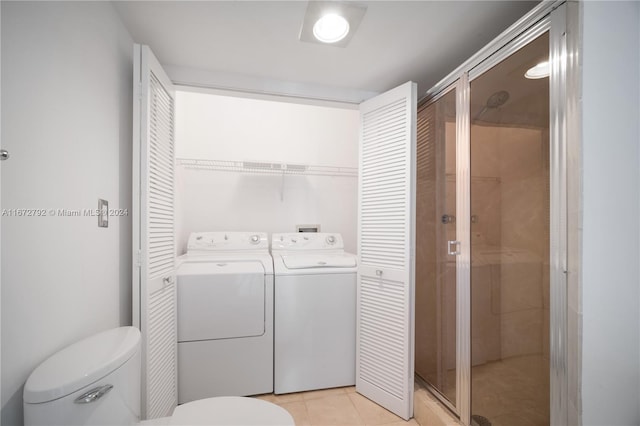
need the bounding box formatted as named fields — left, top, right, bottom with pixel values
left=176, top=232, right=273, bottom=403
left=271, top=232, right=357, bottom=394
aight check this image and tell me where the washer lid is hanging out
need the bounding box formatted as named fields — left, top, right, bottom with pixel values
left=24, top=327, right=140, bottom=404
left=282, top=254, right=357, bottom=269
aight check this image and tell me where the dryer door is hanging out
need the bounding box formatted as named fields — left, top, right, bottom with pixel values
left=177, top=261, right=266, bottom=341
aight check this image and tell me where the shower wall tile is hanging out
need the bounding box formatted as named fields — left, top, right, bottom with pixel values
left=501, top=176, right=547, bottom=255
left=471, top=180, right=502, bottom=247
left=499, top=128, right=545, bottom=179
left=469, top=125, right=549, bottom=363
left=445, top=181, right=456, bottom=221
left=490, top=265, right=502, bottom=316
left=499, top=128, right=547, bottom=259
left=500, top=308, right=543, bottom=358
left=500, top=262, right=543, bottom=313
left=444, top=122, right=456, bottom=174
left=470, top=127, right=502, bottom=249
left=470, top=126, right=502, bottom=177
left=415, top=178, right=439, bottom=381
left=471, top=264, right=502, bottom=365
left=443, top=265, right=457, bottom=371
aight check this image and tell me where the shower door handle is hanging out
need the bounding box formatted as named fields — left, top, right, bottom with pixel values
left=447, top=240, right=461, bottom=256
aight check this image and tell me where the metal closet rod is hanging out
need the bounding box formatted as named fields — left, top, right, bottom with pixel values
left=175, top=158, right=358, bottom=178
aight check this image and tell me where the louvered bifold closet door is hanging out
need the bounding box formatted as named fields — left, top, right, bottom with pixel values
left=133, top=44, right=177, bottom=420
left=357, top=81, right=417, bottom=420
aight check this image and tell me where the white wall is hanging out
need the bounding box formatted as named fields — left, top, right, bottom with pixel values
left=581, top=2, right=640, bottom=424
left=1, top=2, right=133, bottom=425
left=175, top=90, right=359, bottom=254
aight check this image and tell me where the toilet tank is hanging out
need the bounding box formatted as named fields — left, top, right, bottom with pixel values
left=23, top=327, right=141, bottom=426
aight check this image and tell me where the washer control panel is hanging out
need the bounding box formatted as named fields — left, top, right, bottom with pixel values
left=271, top=232, right=344, bottom=251
left=187, top=232, right=269, bottom=252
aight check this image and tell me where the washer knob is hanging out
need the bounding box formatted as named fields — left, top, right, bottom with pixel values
left=250, top=234, right=260, bottom=244
left=326, top=235, right=336, bottom=245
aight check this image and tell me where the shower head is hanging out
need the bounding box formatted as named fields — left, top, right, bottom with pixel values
left=485, top=90, right=510, bottom=108
left=474, top=90, right=510, bottom=121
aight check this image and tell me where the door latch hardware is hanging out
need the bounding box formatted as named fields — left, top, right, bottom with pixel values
left=447, top=240, right=461, bottom=256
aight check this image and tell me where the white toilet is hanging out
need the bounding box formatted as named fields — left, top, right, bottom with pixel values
left=23, top=327, right=294, bottom=426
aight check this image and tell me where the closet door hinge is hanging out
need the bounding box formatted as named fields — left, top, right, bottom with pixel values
left=136, top=250, right=142, bottom=268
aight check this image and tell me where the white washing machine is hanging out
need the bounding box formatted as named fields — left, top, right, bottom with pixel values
left=271, top=232, right=357, bottom=394
left=176, top=232, right=273, bottom=403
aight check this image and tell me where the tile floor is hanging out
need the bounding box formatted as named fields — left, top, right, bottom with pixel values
left=254, top=386, right=419, bottom=426
left=415, top=354, right=550, bottom=426
left=470, top=354, right=549, bottom=426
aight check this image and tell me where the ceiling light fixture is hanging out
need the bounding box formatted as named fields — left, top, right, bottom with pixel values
left=313, top=14, right=350, bottom=43
left=525, top=61, right=550, bottom=79
left=299, top=1, right=367, bottom=48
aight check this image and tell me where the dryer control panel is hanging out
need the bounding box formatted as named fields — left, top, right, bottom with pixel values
left=187, top=232, right=269, bottom=252
left=271, top=232, right=344, bottom=252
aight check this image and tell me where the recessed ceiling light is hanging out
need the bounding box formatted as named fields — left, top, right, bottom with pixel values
left=525, top=61, right=550, bottom=79
left=299, top=1, right=367, bottom=48
left=313, top=14, right=350, bottom=43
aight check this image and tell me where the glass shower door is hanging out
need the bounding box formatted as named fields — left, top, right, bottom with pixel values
left=415, top=88, right=457, bottom=409
left=469, top=32, right=550, bottom=426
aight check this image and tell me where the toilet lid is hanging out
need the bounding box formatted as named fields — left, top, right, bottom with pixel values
left=170, top=397, right=295, bottom=426
left=24, top=327, right=140, bottom=403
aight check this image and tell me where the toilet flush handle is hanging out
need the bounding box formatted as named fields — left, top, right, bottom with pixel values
left=74, top=384, right=113, bottom=404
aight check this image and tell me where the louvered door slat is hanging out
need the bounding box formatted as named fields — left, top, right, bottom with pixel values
left=362, top=198, right=405, bottom=207
left=150, top=146, right=174, bottom=163
left=363, top=142, right=407, bottom=157
left=359, top=277, right=407, bottom=399
left=362, top=166, right=406, bottom=178
left=356, top=82, right=416, bottom=420
left=150, top=193, right=173, bottom=205
left=149, top=160, right=173, bottom=177
left=150, top=145, right=174, bottom=165
left=134, top=44, right=177, bottom=421
left=146, top=66, right=176, bottom=416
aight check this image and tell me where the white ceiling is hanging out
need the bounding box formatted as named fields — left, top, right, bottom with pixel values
left=114, top=1, right=539, bottom=102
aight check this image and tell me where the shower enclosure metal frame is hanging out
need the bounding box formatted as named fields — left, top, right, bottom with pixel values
left=418, top=1, right=579, bottom=425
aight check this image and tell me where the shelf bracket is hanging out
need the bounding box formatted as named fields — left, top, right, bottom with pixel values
left=280, top=170, right=285, bottom=202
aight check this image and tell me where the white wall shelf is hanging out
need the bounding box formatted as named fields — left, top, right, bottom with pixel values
left=176, top=158, right=358, bottom=178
